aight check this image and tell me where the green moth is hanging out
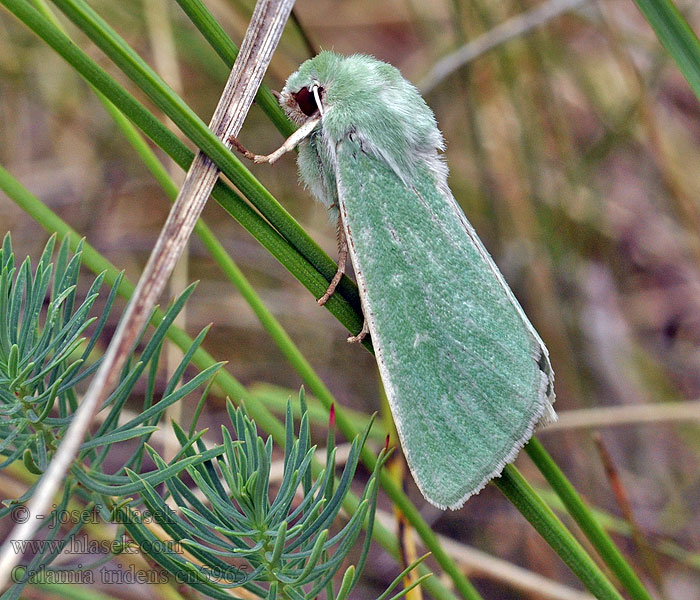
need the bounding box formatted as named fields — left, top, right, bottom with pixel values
left=234, top=51, right=556, bottom=510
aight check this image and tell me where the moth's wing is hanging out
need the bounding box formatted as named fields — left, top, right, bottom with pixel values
left=333, top=136, right=555, bottom=510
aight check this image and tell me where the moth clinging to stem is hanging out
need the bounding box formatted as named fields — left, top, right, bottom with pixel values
left=232, top=51, right=556, bottom=510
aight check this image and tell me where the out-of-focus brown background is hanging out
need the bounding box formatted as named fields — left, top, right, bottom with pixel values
left=2, top=0, right=700, bottom=598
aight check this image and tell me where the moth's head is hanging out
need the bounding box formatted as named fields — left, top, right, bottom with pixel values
left=279, top=51, right=342, bottom=125
left=280, top=51, right=396, bottom=125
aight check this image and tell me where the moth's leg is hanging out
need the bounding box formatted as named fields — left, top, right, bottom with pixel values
left=318, top=210, right=348, bottom=306
left=229, top=115, right=321, bottom=165
left=347, top=320, right=370, bottom=344
left=229, top=136, right=259, bottom=161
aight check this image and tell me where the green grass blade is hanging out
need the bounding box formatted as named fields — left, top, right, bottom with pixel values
left=631, top=0, right=700, bottom=100
left=527, top=439, right=654, bottom=600
left=496, top=465, right=624, bottom=600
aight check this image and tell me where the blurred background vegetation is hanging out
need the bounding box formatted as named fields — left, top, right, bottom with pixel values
left=1, top=0, right=700, bottom=598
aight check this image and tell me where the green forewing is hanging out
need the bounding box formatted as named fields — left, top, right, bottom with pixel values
left=334, top=137, right=551, bottom=509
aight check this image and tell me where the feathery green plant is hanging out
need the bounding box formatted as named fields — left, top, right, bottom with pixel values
left=117, top=399, right=426, bottom=600
left=0, top=233, right=112, bottom=477
left=0, top=235, right=416, bottom=600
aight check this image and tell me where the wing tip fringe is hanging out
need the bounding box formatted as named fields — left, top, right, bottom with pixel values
left=417, top=344, right=556, bottom=511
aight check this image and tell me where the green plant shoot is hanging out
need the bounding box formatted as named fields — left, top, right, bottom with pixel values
left=234, top=51, right=556, bottom=510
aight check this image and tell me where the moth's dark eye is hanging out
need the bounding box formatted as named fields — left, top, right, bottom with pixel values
left=293, top=86, right=321, bottom=116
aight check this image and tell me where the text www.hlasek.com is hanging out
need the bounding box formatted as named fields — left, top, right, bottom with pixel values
left=10, top=536, right=181, bottom=555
